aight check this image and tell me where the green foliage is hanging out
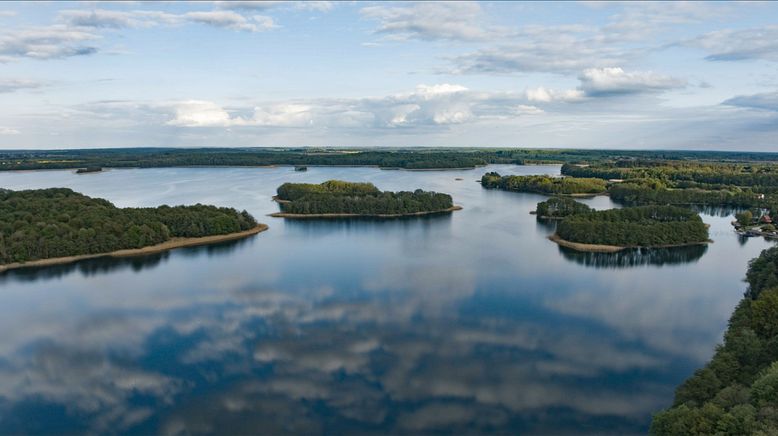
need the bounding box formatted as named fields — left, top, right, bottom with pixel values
left=555, top=205, right=709, bottom=247
left=275, top=180, right=454, bottom=215
left=0, top=188, right=257, bottom=264
left=481, top=172, right=607, bottom=195
left=535, top=197, right=593, bottom=218
left=608, top=180, right=763, bottom=208
left=651, top=247, right=778, bottom=435
left=737, top=210, right=754, bottom=226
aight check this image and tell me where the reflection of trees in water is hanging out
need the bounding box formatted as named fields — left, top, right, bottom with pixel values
left=691, top=205, right=746, bottom=217
left=0, top=238, right=252, bottom=283
left=558, top=244, right=708, bottom=268
left=282, top=213, right=453, bottom=235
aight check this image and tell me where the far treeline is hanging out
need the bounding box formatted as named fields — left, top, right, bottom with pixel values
left=651, top=246, right=778, bottom=435
left=275, top=180, right=454, bottom=216
left=555, top=205, right=710, bottom=247
left=0, top=188, right=257, bottom=264
left=4, top=147, right=778, bottom=171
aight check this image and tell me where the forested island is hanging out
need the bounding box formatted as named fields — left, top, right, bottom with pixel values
left=651, top=246, right=778, bottom=435
left=272, top=180, right=459, bottom=218
left=551, top=205, right=710, bottom=252
left=0, top=188, right=264, bottom=270
left=4, top=147, right=778, bottom=172
left=535, top=196, right=593, bottom=219
left=481, top=172, right=607, bottom=195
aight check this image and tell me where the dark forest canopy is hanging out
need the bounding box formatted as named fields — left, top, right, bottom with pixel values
left=651, top=246, right=778, bottom=435
left=535, top=197, right=593, bottom=218
left=3, top=147, right=778, bottom=171
left=0, top=188, right=258, bottom=264
left=608, top=180, right=769, bottom=208
left=275, top=180, right=455, bottom=216
left=481, top=172, right=607, bottom=195
left=555, top=205, right=709, bottom=247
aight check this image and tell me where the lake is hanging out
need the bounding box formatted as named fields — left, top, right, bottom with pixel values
left=0, top=165, right=773, bottom=434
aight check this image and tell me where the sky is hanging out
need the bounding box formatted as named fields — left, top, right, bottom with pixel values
left=0, top=1, right=777, bottom=151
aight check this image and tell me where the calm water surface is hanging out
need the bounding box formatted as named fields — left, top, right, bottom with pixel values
left=0, top=165, right=773, bottom=434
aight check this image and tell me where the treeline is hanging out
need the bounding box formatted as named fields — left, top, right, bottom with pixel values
left=651, top=247, right=778, bottom=435
left=481, top=172, right=607, bottom=195
left=562, top=162, right=778, bottom=188
left=535, top=197, right=593, bottom=218
left=555, top=205, right=709, bottom=247
left=275, top=180, right=454, bottom=215
left=0, top=188, right=257, bottom=264
left=608, top=181, right=768, bottom=208
left=5, top=148, right=778, bottom=172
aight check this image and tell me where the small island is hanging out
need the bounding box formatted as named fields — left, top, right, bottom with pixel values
left=481, top=172, right=607, bottom=195
left=534, top=197, right=593, bottom=219
left=294, top=166, right=307, bottom=172
left=0, top=188, right=266, bottom=271
left=76, top=167, right=103, bottom=174
left=270, top=180, right=461, bottom=218
left=551, top=205, right=710, bottom=252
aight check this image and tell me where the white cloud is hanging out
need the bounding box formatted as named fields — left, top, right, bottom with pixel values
left=690, top=25, right=778, bottom=62
left=166, top=100, right=235, bottom=127
left=0, top=25, right=99, bottom=61
left=525, top=87, right=585, bottom=103
left=723, top=91, right=778, bottom=111
left=0, top=78, right=44, bottom=93
left=360, top=2, right=504, bottom=41
left=0, top=127, right=20, bottom=135
left=184, top=11, right=276, bottom=32
left=578, top=67, right=686, bottom=95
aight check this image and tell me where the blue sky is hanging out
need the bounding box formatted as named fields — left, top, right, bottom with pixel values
left=0, top=1, right=777, bottom=150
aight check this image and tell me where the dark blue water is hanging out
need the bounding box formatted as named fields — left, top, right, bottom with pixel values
left=0, top=165, right=773, bottom=434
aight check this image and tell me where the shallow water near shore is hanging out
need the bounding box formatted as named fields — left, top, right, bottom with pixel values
left=0, top=164, right=774, bottom=434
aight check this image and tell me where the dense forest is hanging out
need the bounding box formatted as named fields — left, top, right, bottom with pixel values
left=535, top=197, right=593, bottom=218
left=555, top=205, right=709, bottom=247
left=481, top=172, right=607, bottom=195
left=608, top=180, right=767, bottom=208
left=4, top=147, right=778, bottom=171
left=562, top=161, right=778, bottom=188
left=275, top=180, right=454, bottom=216
left=0, top=188, right=257, bottom=264
left=561, top=161, right=778, bottom=208
left=651, top=247, right=778, bottom=435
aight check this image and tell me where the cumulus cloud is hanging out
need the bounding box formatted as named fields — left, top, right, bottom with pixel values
left=723, top=91, right=778, bottom=111
left=690, top=25, right=778, bottom=62
left=162, top=84, right=548, bottom=129
left=360, top=2, right=505, bottom=41
left=59, top=9, right=177, bottom=29
left=578, top=67, right=686, bottom=96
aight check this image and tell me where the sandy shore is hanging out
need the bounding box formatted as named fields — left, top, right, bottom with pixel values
left=548, top=233, right=710, bottom=253
left=270, top=205, right=463, bottom=219
left=0, top=224, right=268, bottom=273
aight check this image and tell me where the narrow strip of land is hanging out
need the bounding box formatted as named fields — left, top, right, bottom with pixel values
left=270, top=205, right=462, bottom=218
left=548, top=233, right=710, bottom=253
left=0, top=224, right=268, bottom=273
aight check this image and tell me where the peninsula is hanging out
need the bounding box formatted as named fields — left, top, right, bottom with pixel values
left=271, top=180, right=460, bottom=218
left=0, top=188, right=265, bottom=271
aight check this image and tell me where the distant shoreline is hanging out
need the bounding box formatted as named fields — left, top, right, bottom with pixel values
left=270, top=205, right=463, bottom=219
left=0, top=224, right=268, bottom=273
left=548, top=233, right=710, bottom=253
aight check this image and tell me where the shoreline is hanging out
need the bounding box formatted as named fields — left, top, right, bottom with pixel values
left=0, top=224, right=268, bottom=273
left=269, top=205, right=463, bottom=219
left=548, top=233, right=710, bottom=253
left=0, top=164, right=488, bottom=173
